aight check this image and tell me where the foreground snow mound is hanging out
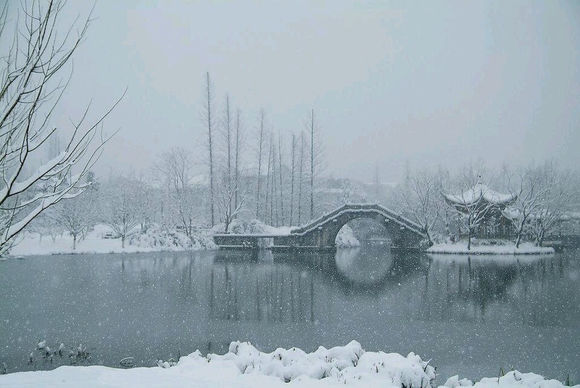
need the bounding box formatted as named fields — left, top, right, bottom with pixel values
left=1, top=345, right=577, bottom=388
left=187, top=340, right=435, bottom=386
left=335, top=225, right=361, bottom=248
left=441, top=371, right=578, bottom=388
left=0, top=341, right=436, bottom=388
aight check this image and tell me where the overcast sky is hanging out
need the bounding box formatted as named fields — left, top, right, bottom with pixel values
left=46, top=0, right=580, bottom=183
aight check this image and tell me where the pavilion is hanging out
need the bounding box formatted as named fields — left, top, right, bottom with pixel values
left=443, top=181, right=517, bottom=239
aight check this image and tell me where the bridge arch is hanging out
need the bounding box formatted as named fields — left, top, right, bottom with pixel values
left=284, top=204, right=428, bottom=250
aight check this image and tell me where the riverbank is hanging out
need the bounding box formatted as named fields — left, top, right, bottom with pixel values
left=427, top=241, right=555, bottom=255
left=8, top=225, right=217, bottom=257
left=0, top=341, right=575, bottom=388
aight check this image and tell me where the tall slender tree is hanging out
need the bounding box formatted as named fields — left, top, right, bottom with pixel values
left=234, top=109, right=241, bottom=211
left=204, top=72, right=215, bottom=226
left=290, top=133, right=296, bottom=225
left=265, top=133, right=273, bottom=224
left=278, top=134, right=285, bottom=225
left=255, top=110, right=265, bottom=218
left=310, top=109, right=315, bottom=219
left=223, top=95, right=233, bottom=219
left=298, top=131, right=305, bottom=225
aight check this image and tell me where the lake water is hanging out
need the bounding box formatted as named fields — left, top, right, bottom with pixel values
left=1, top=247, right=579, bottom=382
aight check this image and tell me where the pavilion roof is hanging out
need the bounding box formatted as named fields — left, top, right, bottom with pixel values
left=443, top=183, right=516, bottom=208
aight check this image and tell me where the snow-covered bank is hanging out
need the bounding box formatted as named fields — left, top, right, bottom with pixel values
left=9, top=224, right=216, bottom=257
left=427, top=241, right=554, bottom=255
left=0, top=341, right=575, bottom=388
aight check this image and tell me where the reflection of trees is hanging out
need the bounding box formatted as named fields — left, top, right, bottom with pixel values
left=420, top=255, right=578, bottom=326
left=420, top=257, right=518, bottom=321
left=209, top=263, right=316, bottom=323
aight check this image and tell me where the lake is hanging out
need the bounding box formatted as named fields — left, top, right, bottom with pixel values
left=1, top=247, right=578, bottom=382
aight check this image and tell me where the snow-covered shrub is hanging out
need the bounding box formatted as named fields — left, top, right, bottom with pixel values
left=212, top=219, right=293, bottom=235
left=128, top=224, right=216, bottom=251
left=195, top=340, right=436, bottom=386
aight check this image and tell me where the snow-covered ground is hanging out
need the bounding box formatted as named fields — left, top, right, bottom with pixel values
left=0, top=341, right=574, bottom=388
left=9, top=224, right=216, bottom=257
left=335, top=225, right=361, bottom=248
left=212, top=218, right=294, bottom=235
left=427, top=241, right=554, bottom=255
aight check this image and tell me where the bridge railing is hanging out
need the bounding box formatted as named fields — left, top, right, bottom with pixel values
left=290, top=203, right=425, bottom=237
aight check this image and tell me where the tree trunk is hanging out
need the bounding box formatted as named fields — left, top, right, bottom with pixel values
left=234, top=110, right=240, bottom=212
left=73, top=234, right=77, bottom=250
left=310, top=109, right=314, bottom=220
left=256, top=110, right=264, bottom=218
left=206, top=72, right=215, bottom=226
left=278, top=135, right=284, bottom=225
left=121, top=235, right=125, bottom=249
left=290, top=134, right=295, bottom=226
left=298, top=131, right=304, bottom=225
left=467, top=228, right=471, bottom=251
left=225, top=95, right=232, bottom=220
left=265, top=135, right=272, bottom=224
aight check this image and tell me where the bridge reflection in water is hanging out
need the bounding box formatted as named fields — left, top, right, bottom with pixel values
left=206, top=247, right=576, bottom=326
left=1, top=248, right=577, bottom=381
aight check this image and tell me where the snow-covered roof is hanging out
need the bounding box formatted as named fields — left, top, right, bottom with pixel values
left=444, top=183, right=516, bottom=207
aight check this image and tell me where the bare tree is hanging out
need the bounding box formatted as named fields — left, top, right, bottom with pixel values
left=217, top=173, right=244, bottom=233
left=278, top=133, right=284, bottom=225
left=202, top=72, right=215, bottom=226
left=156, top=148, right=200, bottom=242
left=255, top=110, right=265, bottom=218
left=307, top=109, right=324, bottom=220
left=503, top=167, right=544, bottom=248
left=53, top=192, right=91, bottom=250
left=529, top=163, right=571, bottom=246
left=0, top=0, right=121, bottom=254
left=309, top=109, right=315, bottom=219
left=398, top=170, right=443, bottom=244
left=234, top=109, right=242, bottom=211
left=289, top=133, right=296, bottom=225
left=298, top=131, right=305, bottom=225
left=104, top=178, right=140, bottom=248
left=265, top=132, right=272, bottom=224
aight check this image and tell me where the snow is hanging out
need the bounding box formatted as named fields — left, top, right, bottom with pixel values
left=427, top=241, right=555, bottom=255
left=212, top=218, right=294, bottom=235
left=335, top=224, right=361, bottom=247
left=444, top=183, right=516, bottom=206
left=9, top=224, right=216, bottom=256
left=442, top=371, right=577, bottom=388
left=0, top=340, right=436, bottom=388
left=1, top=342, right=575, bottom=388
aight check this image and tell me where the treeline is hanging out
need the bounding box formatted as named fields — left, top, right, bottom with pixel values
left=392, top=161, right=580, bottom=248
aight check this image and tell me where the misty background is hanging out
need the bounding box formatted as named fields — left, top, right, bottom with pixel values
left=40, top=0, right=580, bottom=183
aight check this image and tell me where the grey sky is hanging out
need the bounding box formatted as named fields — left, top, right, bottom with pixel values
left=49, top=0, right=579, bottom=183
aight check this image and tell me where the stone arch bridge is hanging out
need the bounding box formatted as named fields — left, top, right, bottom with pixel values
left=214, top=204, right=429, bottom=251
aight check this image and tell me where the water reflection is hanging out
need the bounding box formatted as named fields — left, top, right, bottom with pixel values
left=0, top=248, right=578, bottom=382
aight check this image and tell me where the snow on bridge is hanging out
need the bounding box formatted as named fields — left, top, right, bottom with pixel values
left=213, top=204, right=428, bottom=250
